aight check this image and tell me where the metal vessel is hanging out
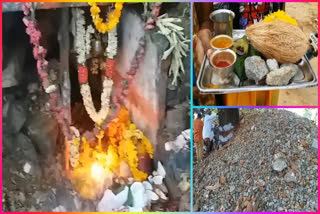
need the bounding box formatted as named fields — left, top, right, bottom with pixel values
left=209, top=9, right=235, bottom=37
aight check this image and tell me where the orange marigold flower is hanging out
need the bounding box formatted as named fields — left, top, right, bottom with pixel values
left=118, top=107, right=130, bottom=124
left=108, top=122, right=118, bottom=138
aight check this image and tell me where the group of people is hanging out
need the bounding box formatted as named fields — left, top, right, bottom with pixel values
left=193, top=109, right=219, bottom=163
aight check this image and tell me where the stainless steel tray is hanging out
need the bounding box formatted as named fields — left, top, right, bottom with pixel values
left=197, top=30, right=318, bottom=94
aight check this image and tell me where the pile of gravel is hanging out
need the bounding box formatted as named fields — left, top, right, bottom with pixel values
left=193, top=109, right=318, bottom=212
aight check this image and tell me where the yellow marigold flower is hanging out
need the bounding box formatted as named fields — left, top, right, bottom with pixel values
left=114, top=10, right=121, bottom=18
left=89, top=2, right=124, bottom=33
left=131, top=168, right=148, bottom=181
left=142, top=136, right=154, bottom=158
left=96, top=22, right=103, bottom=30
left=109, top=13, right=116, bottom=21
left=108, top=21, right=115, bottom=28
left=129, top=124, right=136, bottom=130
left=100, top=23, right=108, bottom=33
left=88, top=1, right=94, bottom=6
left=115, top=3, right=124, bottom=10
left=263, top=10, right=298, bottom=26
left=90, top=5, right=100, bottom=15
left=93, top=18, right=102, bottom=26
left=137, top=143, right=146, bottom=155
left=118, top=139, right=126, bottom=160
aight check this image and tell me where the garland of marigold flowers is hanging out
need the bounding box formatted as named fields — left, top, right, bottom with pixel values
left=89, top=2, right=124, bottom=34
left=117, top=123, right=153, bottom=181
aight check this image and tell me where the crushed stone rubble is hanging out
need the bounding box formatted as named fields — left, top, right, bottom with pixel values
left=193, top=109, right=318, bottom=212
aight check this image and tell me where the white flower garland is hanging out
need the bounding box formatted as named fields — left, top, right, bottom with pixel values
left=74, top=8, right=86, bottom=65
left=73, top=8, right=118, bottom=125
left=80, top=78, right=113, bottom=124
left=106, top=28, right=118, bottom=59
left=85, top=25, right=95, bottom=57
left=74, top=8, right=94, bottom=65
left=69, top=140, right=80, bottom=168
left=69, top=126, right=81, bottom=168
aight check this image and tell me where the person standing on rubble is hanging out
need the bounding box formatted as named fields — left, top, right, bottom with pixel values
left=193, top=112, right=204, bottom=162
left=202, top=109, right=217, bottom=153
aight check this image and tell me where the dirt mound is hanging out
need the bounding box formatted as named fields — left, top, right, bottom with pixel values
left=193, top=109, right=318, bottom=212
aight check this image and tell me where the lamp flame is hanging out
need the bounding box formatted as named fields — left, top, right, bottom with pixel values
left=91, top=162, right=105, bottom=181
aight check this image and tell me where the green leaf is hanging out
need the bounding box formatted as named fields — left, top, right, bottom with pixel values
left=234, top=55, right=247, bottom=84
left=248, top=44, right=261, bottom=57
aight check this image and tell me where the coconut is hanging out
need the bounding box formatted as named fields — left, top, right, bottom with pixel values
left=246, top=21, right=309, bottom=63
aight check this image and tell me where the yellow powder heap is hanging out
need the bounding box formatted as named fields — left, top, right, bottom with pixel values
left=263, top=10, right=298, bottom=26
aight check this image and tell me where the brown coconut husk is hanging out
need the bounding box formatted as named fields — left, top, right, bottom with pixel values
left=246, top=21, right=310, bottom=63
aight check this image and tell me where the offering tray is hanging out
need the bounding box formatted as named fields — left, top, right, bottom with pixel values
left=197, top=30, right=318, bottom=94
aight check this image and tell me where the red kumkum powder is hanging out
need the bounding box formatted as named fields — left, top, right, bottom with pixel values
left=215, top=61, right=230, bottom=68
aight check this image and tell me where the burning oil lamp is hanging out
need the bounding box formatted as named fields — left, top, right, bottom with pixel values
left=91, top=161, right=105, bottom=181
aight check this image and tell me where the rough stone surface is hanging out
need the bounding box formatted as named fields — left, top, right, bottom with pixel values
left=194, top=109, right=318, bottom=212
left=4, top=133, right=39, bottom=163
left=311, top=139, right=318, bottom=150
left=117, top=4, right=190, bottom=148
left=3, top=98, right=27, bottom=134
left=245, top=56, right=268, bottom=84
left=272, top=153, right=287, bottom=172
left=165, top=102, right=190, bottom=137
left=266, top=59, right=279, bottom=71
left=118, top=8, right=169, bottom=148
left=157, top=130, right=190, bottom=201
left=284, top=171, right=297, bottom=183
left=25, top=113, right=59, bottom=157
left=266, top=66, right=297, bottom=86
left=280, top=63, right=304, bottom=81
left=2, top=53, right=25, bottom=88
left=2, top=12, right=33, bottom=89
